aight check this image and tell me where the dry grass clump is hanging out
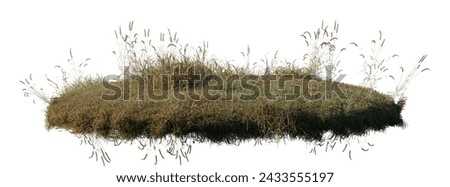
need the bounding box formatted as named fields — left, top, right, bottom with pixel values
left=22, top=21, right=428, bottom=164
left=45, top=61, right=405, bottom=143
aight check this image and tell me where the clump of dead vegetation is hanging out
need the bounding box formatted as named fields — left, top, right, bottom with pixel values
left=21, top=21, right=428, bottom=164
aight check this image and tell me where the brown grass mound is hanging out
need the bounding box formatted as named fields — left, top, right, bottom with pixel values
left=45, top=71, right=405, bottom=143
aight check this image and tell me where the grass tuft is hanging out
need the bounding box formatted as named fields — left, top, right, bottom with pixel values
left=21, top=21, right=428, bottom=164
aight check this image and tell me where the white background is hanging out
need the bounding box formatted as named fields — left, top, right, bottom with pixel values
left=1, top=0, right=449, bottom=186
